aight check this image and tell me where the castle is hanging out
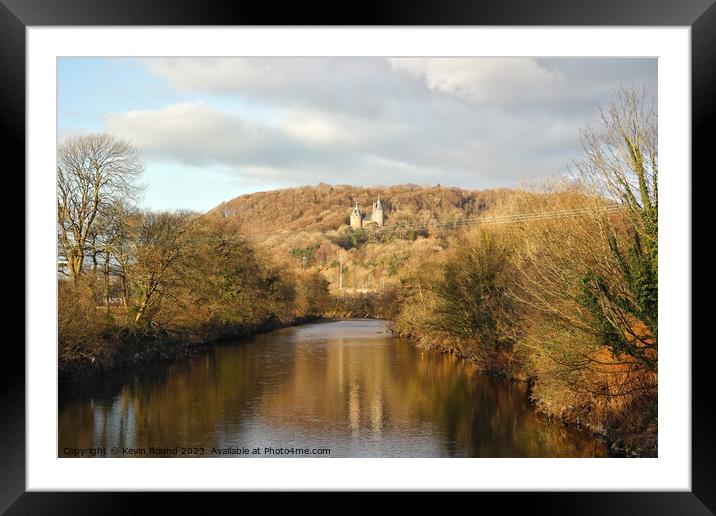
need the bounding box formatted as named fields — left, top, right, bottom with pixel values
left=350, top=199, right=384, bottom=229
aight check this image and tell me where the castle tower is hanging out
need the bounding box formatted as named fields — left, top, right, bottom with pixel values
left=350, top=204, right=363, bottom=229
left=372, top=198, right=384, bottom=227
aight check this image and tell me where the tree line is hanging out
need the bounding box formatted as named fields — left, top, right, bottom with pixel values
left=57, top=134, right=330, bottom=378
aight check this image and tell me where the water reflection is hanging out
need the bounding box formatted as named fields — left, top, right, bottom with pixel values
left=59, top=319, right=609, bottom=457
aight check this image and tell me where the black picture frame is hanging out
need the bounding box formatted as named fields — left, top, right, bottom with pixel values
left=4, top=0, right=710, bottom=512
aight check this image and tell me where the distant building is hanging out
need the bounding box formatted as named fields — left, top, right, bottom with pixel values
left=349, top=205, right=363, bottom=228
left=350, top=199, right=385, bottom=229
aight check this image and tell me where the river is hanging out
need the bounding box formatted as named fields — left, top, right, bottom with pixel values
left=58, top=319, right=610, bottom=457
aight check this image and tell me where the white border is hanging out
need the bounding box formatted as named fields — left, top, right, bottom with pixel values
left=27, top=27, right=691, bottom=491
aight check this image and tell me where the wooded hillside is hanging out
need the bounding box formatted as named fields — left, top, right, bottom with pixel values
left=207, top=183, right=514, bottom=235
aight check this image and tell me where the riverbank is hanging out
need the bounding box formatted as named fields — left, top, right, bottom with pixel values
left=389, top=325, right=657, bottom=458
left=58, top=315, right=328, bottom=384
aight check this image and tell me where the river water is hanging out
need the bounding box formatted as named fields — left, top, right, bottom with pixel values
left=58, top=319, right=609, bottom=457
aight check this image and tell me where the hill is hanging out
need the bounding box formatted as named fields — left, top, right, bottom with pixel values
left=207, top=183, right=514, bottom=236
left=206, top=183, right=526, bottom=296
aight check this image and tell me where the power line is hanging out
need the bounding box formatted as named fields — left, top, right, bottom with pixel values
left=369, top=204, right=623, bottom=235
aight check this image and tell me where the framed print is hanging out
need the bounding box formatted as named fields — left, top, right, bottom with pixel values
left=5, top=0, right=712, bottom=512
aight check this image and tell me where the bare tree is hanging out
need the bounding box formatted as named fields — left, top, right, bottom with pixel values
left=129, top=211, right=198, bottom=325
left=57, top=133, right=144, bottom=281
left=103, top=204, right=142, bottom=310
left=573, top=85, right=657, bottom=253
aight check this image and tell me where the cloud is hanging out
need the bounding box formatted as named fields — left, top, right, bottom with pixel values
left=103, top=57, right=656, bottom=192
left=142, top=57, right=421, bottom=117
left=388, top=58, right=562, bottom=106
left=107, top=101, right=303, bottom=168
left=279, top=112, right=349, bottom=145
left=105, top=101, right=444, bottom=185
left=105, top=99, right=580, bottom=190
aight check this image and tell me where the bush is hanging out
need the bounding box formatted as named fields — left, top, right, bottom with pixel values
left=393, top=228, right=518, bottom=371
left=432, top=230, right=515, bottom=356
left=330, top=227, right=369, bottom=250
left=293, top=271, right=331, bottom=316
left=58, top=277, right=116, bottom=367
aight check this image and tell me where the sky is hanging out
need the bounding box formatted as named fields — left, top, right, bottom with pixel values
left=58, top=57, right=657, bottom=212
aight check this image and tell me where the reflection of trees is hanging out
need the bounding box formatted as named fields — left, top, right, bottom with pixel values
left=257, top=335, right=607, bottom=457
left=59, top=343, right=272, bottom=453
left=59, top=323, right=608, bottom=457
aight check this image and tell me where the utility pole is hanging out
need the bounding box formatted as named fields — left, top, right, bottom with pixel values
left=339, top=253, right=343, bottom=289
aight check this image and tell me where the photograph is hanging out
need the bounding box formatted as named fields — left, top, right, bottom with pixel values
left=56, top=56, right=659, bottom=459
left=6, top=0, right=707, bottom=506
